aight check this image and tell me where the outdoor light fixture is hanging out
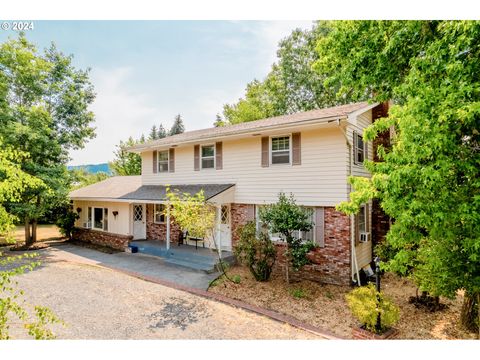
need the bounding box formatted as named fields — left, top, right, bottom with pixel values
left=76, top=207, right=82, bottom=213
left=113, top=211, right=119, bottom=219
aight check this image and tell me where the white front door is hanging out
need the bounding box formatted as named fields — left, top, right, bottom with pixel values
left=219, top=204, right=232, bottom=250
left=132, top=204, right=146, bottom=240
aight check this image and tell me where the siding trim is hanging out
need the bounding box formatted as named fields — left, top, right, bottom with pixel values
left=194, top=145, right=200, bottom=171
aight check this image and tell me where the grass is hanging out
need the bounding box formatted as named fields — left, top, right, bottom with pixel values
left=0, top=225, right=63, bottom=245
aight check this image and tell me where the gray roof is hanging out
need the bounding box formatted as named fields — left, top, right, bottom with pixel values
left=128, top=101, right=373, bottom=152
left=69, top=176, right=234, bottom=201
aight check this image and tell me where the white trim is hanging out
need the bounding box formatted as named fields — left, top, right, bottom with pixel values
left=200, top=144, right=216, bottom=170
left=156, top=149, right=170, bottom=173
left=347, top=102, right=379, bottom=123
left=270, top=134, right=292, bottom=166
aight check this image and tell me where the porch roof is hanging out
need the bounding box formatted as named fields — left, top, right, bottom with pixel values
left=69, top=176, right=235, bottom=203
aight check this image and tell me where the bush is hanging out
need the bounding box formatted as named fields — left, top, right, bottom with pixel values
left=290, top=288, right=308, bottom=299
left=232, top=275, right=241, bottom=284
left=234, top=222, right=276, bottom=281
left=346, top=283, right=400, bottom=334
left=56, top=209, right=79, bottom=240
left=289, top=238, right=316, bottom=270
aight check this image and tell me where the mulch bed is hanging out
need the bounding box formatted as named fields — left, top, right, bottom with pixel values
left=209, top=265, right=477, bottom=339
left=9, top=242, right=50, bottom=251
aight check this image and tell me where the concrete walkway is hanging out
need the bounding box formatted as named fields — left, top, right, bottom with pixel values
left=44, top=244, right=220, bottom=290
left=6, top=245, right=323, bottom=339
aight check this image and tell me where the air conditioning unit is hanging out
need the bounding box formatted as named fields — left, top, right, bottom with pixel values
left=83, top=221, right=91, bottom=228
left=360, top=232, right=370, bottom=243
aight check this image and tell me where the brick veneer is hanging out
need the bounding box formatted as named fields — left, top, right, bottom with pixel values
left=352, top=326, right=398, bottom=340
left=72, top=227, right=132, bottom=251
left=231, top=204, right=352, bottom=286
left=145, top=204, right=182, bottom=244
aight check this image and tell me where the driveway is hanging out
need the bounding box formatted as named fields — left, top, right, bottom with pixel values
left=6, top=245, right=323, bottom=339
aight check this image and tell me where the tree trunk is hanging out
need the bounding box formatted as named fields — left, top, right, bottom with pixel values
left=24, top=217, right=32, bottom=246
left=31, top=218, right=37, bottom=244
left=285, top=243, right=290, bottom=284
left=460, top=291, right=479, bottom=334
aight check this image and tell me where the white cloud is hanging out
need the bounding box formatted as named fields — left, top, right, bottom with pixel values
left=68, top=67, right=169, bottom=165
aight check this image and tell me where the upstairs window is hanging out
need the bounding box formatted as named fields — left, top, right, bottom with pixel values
left=201, top=145, right=215, bottom=169
left=354, top=132, right=365, bottom=164
left=157, top=150, right=169, bottom=172
left=271, top=136, right=290, bottom=164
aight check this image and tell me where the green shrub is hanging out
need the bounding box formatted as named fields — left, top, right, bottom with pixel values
left=290, top=288, right=308, bottom=299
left=289, top=239, right=316, bottom=270
left=346, top=283, right=400, bottom=333
left=234, top=222, right=276, bottom=282
left=232, top=275, right=241, bottom=284
left=56, top=209, right=79, bottom=240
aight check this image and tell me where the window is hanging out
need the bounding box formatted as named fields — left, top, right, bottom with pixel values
left=201, top=145, right=215, bottom=169
left=103, top=208, right=108, bottom=231
left=271, top=136, right=290, bottom=164
left=86, top=207, right=92, bottom=228
left=354, top=132, right=365, bottom=164
left=255, top=205, right=282, bottom=242
left=358, top=205, right=367, bottom=233
left=93, top=207, right=104, bottom=230
left=154, top=204, right=166, bottom=224
left=221, top=205, right=230, bottom=225
left=292, top=207, right=315, bottom=243
left=157, top=150, right=169, bottom=172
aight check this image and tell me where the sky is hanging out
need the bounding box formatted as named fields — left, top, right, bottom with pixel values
left=0, top=21, right=314, bottom=166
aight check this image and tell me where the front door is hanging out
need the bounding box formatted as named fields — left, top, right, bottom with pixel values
left=132, top=204, right=146, bottom=240
left=219, top=204, right=232, bottom=250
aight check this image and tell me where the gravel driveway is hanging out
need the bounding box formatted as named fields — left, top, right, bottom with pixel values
left=7, top=247, right=322, bottom=340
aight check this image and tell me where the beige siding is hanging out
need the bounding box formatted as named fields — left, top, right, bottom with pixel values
left=141, top=127, right=349, bottom=206
left=73, top=200, right=131, bottom=236
left=347, top=109, right=373, bottom=178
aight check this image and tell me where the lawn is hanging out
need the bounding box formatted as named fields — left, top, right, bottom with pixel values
left=0, top=224, right=63, bottom=245
left=209, top=265, right=477, bottom=340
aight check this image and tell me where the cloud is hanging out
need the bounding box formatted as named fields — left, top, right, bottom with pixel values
left=68, top=66, right=168, bottom=165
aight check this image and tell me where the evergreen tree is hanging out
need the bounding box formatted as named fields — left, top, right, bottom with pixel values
left=139, top=134, right=146, bottom=143
left=213, top=114, right=225, bottom=127
left=169, top=114, right=185, bottom=135
left=149, top=125, right=158, bottom=140
left=157, top=124, right=167, bottom=138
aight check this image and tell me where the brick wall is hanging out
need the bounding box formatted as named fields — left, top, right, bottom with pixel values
left=145, top=204, right=182, bottom=244
left=72, top=227, right=132, bottom=251
left=231, top=203, right=352, bottom=285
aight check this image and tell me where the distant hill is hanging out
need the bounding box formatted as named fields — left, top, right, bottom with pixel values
left=68, top=163, right=112, bottom=175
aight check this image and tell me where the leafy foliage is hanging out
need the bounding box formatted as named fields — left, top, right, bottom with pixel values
left=324, top=21, right=480, bottom=332
left=169, top=114, right=185, bottom=136
left=346, top=284, right=400, bottom=333
left=56, top=207, right=79, bottom=240
left=259, top=193, right=314, bottom=281
left=109, top=136, right=143, bottom=176
left=234, top=222, right=276, bottom=281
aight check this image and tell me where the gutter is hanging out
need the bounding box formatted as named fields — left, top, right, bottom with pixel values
left=336, top=120, right=361, bottom=286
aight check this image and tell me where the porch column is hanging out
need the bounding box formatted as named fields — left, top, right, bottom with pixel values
left=216, top=204, right=222, bottom=259
left=166, top=203, right=171, bottom=250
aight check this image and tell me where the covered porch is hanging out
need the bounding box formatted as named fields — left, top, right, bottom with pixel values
left=129, top=240, right=235, bottom=273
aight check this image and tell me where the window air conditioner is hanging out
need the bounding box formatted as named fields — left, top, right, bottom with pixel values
left=360, top=232, right=370, bottom=243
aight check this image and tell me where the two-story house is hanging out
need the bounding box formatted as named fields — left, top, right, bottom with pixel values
left=70, top=101, right=389, bottom=285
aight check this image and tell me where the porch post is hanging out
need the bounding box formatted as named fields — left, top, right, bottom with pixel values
left=166, top=202, right=171, bottom=250
left=216, top=204, right=222, bottom=259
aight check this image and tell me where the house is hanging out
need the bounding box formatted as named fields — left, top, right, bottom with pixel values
left=69, top=101, right=390, bottom=285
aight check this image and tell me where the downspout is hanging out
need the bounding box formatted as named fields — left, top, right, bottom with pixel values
left=337, top=119, right=361, bottom=286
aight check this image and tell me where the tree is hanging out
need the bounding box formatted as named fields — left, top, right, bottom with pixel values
left=324, top=21, right=480, bottom=334
left=169, top=114, right=185, bottom=135
left=70, top=168, right=109, bottom=190
left=149, top=125, right=158, bottom=140
left=109, top=136, right=142, bottom=176
left=259, top=193, right=314, bottom=283
left=0, top=140, right=61, bottom=339
left=0, top=34, right=95, bottom=247
left=157, top=124, right=167, bottom=138
left=213, top=114, right=225, bottom=127
left=222, top=21, right=344, bottom=124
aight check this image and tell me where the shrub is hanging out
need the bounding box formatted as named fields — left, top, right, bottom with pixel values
left=234, top=222, right=276, bottom=281
left=346, top=283, right=400, bottom=333
left=290, top=239, right=316, bottom=270
left=290, top=288, right=308, bottom=299
left=232, top=275, right=241, bottom=284
left=56, top=209, right=79, bottom=240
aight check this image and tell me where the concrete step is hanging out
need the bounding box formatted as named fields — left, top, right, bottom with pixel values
left=164, top=257, right=217, bottom=273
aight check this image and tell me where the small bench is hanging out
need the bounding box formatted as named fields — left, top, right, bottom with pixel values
left=187, top=236, right=205, bottom=250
